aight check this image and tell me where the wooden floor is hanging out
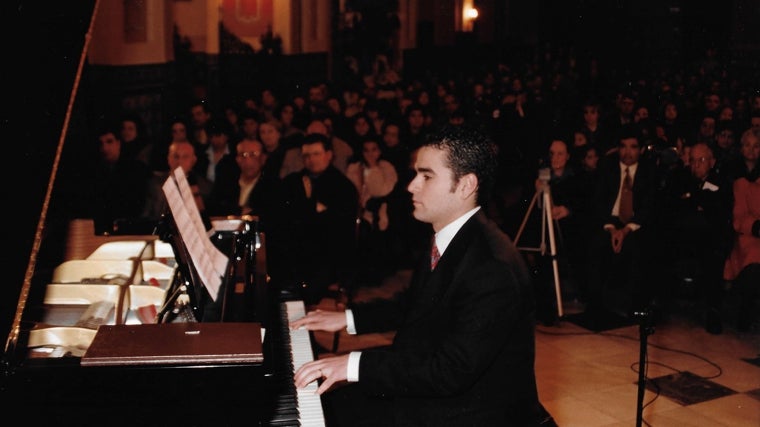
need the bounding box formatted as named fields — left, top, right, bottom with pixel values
left=311, top=269, right=760, bottom=427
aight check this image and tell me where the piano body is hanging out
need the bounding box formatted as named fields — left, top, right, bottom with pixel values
left=2, top=213, right=326, bottom=425
left=1, top=5, right=325, bottom=426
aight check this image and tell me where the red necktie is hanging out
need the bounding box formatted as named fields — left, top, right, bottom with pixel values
left=430, top=241, right=441, bottom=270
left=619, top=167, right=633, bottom=224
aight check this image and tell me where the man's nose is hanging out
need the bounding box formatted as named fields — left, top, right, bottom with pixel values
left=407, top=176, right=419, bottom=193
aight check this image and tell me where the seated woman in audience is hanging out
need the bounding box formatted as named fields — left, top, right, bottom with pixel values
left=722, top=124, right=760, bottom=182
left=346, top=137, right=398, bottom=283
left=530, top=138, right=585, bottom=324
left=724, top=128, right=760, bottom=332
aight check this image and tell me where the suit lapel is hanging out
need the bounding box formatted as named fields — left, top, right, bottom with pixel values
left=405, top=214, right=481, bottom=323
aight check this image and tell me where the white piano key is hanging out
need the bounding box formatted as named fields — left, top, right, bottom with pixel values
left=284, top=300, right=326, bottom=427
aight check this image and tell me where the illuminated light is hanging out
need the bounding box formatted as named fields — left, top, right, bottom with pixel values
left=465, top=8, right=479, bottom=20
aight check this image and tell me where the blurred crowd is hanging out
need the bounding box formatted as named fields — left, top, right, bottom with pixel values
left=67, top=45, right=760, bottom=334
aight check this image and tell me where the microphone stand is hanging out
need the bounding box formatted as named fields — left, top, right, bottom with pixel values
left=634, top=308, right=654, bottom=427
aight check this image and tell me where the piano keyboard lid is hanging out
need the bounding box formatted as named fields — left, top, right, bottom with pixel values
left=81, top=322, right=264, bottom=367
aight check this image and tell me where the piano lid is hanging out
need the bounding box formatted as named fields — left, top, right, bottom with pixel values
left=3, top=0, right=102, bottom=360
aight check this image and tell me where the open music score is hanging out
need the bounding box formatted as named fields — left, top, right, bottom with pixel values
left=162, top=167, right=227, bottom=300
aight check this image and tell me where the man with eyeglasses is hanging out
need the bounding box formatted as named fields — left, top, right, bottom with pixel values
left=207, top=137, right=292, bottom=286
left=665, top=142, right=734, bottom=334
left=282, top=133, right=360, bottom=305
left=207, top=138, right=289, bottom=221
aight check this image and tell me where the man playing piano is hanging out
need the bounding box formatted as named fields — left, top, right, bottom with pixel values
left=291, top=124, right=555, bottom=426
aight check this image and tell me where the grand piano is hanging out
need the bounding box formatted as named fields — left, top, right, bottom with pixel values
left=1, top=4, right=325, bottom=425
left=2, top=215, right=326, bottom=425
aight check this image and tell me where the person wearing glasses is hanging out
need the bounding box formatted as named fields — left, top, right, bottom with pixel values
left=206, top=137, right=291, bottom=285
left=663, top=141, right=734, bottom=334
left=282, top=133, right=360, bottom=305
left=207, top=138, right=277, bottom=217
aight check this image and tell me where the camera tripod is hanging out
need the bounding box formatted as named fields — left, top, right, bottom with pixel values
left=514, top=179, right=563, bottom=318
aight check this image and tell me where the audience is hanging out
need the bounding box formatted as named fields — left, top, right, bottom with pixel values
left=69, top=42, right=759, bottom=331
left=206, top=138, right=292, bottom=286
left=119, top=112, right=155, bottom=171
left=346, top=137, right=399, bottom=283
left=194, top=120, right=238, bottom=185
left=585, top=128, right=658, bottom=322
left=86, top=122, right=151, bottom=235
left=189, top=99, right=213, bottom=148
left=664, top=142, right=734, bottom=334
left=282, top=133, right=360, bottom=304
left=530, top=138, right=585, bottom=325
left=723, top=127, right=760, bottom=332
left=722, top=125, right=760, bottom=182
left=258, top=118, right=289, bottom=179
left=142, top=140, right=212, bottom=226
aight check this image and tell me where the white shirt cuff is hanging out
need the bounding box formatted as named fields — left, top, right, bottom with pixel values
left=345, top=309, right=357, bottom=335
left=347, top=351, right=361, bottom=382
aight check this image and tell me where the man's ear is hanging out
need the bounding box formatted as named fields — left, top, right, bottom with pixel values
left=458, top=173, right=479, bottom=199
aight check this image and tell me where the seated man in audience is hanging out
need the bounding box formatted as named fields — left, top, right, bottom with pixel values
left=206, top=138, right=292, bottom=286
left=280, top=117, right=354, bottom=178
left=666, top=142, right=734, bottom=334
left=282, top=133, right=359, bottom=305
left=585, top=127, right=658, bottom=323
left=142, top=140, right=212, bottom=228
left=83, top=122, right=152, bottom=235
left=194, top=120, right=237, bottom=185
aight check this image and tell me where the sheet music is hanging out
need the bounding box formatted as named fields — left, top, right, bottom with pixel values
left=172, top=167, right=229, bottom=276
left=162, top=175, right=224, bottom=301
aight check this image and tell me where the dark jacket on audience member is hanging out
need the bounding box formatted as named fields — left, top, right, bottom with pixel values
left=282, top=164, right=359, bottom=303
left=206, top=171, right=292, bottom=284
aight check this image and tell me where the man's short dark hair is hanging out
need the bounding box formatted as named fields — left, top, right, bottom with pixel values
left=95, top=118, right=121, bottom=140
left=301, top=132, right=333, bottom=152
left=617, top=124, right=641, bottom=144
left=423, top=124, right=498, bottom=205
left=206, top=119, right=232, bottom=136
left=240, top=108, right=261, bottom=123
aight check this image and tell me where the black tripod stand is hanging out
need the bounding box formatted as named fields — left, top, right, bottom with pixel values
left=514, top=170, right=563, bottom=319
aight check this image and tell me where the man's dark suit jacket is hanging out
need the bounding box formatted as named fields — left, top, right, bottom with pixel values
left=350, top=210, right=543, bottom=426
left=205, top=172, right=292, bottom=286
left=586, top=155, right=658, bottom=312
left=282, top=165, right=359, bottom=302
left=591, top=156, right=657, bottom=230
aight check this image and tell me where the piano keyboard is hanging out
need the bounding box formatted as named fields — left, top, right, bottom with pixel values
left=278, top=300, right=326, bottom=427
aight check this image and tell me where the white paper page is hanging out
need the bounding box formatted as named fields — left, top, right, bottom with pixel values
left=162, top=178, right=222, bottom=301
left=172, top=167, right=229, bottom=277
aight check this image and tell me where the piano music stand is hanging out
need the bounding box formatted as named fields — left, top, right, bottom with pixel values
left=154, top=212, right=207, bottom=323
